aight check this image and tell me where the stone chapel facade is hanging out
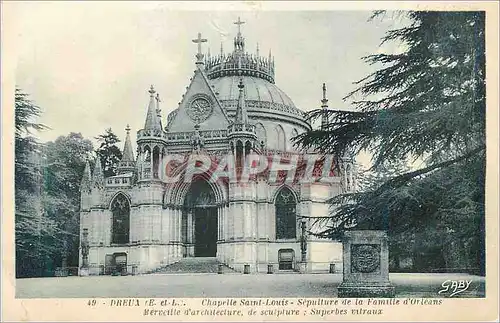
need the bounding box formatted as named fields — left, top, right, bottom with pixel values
left=79, top=19, right=356, bottom=275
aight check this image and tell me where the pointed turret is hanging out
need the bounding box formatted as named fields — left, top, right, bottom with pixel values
left=234, top=78, right=248, bottom=124
left=117, top=125, right=136, bottom=175
left=80, top=159, right=92, bottom=211
left=92, top=157, right=104, bottom=188
left=144, top=85, right=162, bottom=132
left=227, top=78, right=256, bottom=146
left=81, top=159, right=92, bottom=191
left=123, top=125, right=135, bottom=162
left=321, top=83, right=329, bottom=130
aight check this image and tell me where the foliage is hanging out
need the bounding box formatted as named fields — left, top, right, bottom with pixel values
left=295, top=11, right=485, bottom=273
left=95, top=128, right=123, bottom=177
left=43, top=133, right=94, bottom=270
left=15, top=88, right=95, bottom=277
left=14, top=88, right=56, bottom=277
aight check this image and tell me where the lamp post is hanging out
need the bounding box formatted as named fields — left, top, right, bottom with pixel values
left=300, top=220, right=307, bottom=262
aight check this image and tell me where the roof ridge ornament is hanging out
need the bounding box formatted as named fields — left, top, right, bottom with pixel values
left=205, top=19, right=275, bottom=83
left=234, top=16, right=245, bottom=35
left=233, top=17, right=245, bottom=52
left=192, top=32, right=208, bottom=67
left=321, top=83, right=329, bottom=130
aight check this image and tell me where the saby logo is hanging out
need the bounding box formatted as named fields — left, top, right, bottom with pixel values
left=438, top=279, right=472, bottom=297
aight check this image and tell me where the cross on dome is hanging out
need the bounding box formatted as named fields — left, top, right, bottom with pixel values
left=234, top=17, right=245, bottom=34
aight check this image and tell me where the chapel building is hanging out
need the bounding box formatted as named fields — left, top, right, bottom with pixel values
left=79, top=19, right=356, bottom=275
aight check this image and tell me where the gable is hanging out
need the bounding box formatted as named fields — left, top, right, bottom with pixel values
left=168, top=68, right=230, bottom=132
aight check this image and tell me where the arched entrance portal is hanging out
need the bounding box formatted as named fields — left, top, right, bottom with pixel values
left=184, top=181, right=218, bottom=257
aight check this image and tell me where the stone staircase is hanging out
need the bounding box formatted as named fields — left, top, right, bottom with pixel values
left=148, top=257, right=236, bottom=274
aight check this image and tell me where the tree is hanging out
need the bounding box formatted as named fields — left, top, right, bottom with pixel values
left=44, top=133, right=94, bottom=272
left=295, top=11, right=485, bottom=274
left=95, top=128, right=122, bottom=177
left=14, top=88, right=55, bottom=277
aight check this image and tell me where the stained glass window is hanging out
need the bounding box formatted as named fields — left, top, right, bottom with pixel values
left=275, top=187, right=297, bottom=239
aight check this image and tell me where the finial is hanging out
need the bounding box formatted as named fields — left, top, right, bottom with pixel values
left=220, top=42, right=224, bottom=56
left=149, top=85, right=156, bottom=96
left=238, top=78, right=244, bottom=89
left=321, top=83, right=329, bottom=109
left=192, top=32, right=208, bottom=64
left=234, top=17, right=245, bottom=35
left=156, top=92, right=161, bottom=102
left=256, top=43, right=259, bottom=56
left=125, top=124, right=131, bottom=134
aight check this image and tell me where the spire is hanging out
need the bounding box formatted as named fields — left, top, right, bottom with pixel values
left=81, top=159, right=92, bottom=190
left=220, top=42, right=224, bottom=56
left=121, top=125, right=135, bottom=162
left=321, top=83, right=329, bottom=130
left=144, top=85, right=162, bottom=132
left=234, top=78, right=248, bottom=124
left=92, top=157, right=104, bottom=188
left=256, top=42, right=259, bottom=56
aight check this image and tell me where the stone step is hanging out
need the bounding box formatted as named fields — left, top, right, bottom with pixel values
left=147, top=257, right=236, bottom=274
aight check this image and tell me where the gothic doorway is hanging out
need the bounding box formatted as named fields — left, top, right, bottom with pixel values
left=184, top=180, right=218, bottom=257
left=194, top=207, right=217, bottom=257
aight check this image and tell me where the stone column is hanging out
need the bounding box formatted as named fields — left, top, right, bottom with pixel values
left=187, top=209, right=194, bottom=257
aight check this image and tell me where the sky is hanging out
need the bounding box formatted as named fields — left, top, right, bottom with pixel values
left=13, top=2, right=403, bottom=148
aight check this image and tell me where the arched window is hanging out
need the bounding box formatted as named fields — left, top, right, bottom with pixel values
left=143, top=145, right=151, bottom=162
left=276, top=125, right=286, bottom=151
left=111, top=194, right=130, bottom=244
left=153, top=146, right=160, bottom=179
left=255, top=123, right=267, bottom=147
left=275, top=186, right=297, bottom=239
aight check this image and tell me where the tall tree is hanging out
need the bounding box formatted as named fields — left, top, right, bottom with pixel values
left=14, top=88, right=55, bottom=277
left=95, top=128, right=123, bottom=178
left=44, top=133, right=94, bottom=272
left=295, top=11, right=485, bottom=274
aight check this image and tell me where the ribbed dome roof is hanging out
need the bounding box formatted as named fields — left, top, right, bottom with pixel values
left=210, top=75, right=295, bottom=108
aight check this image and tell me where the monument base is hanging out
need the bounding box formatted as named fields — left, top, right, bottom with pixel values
left=298, top=262, right=308, bottom=273
left=79, top=267, right=89, bottom=277
left=338, top=283, right=395, bottom=298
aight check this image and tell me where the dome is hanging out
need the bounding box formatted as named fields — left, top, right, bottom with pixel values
left=210, top=75, right=303, bottom=119
left=166, top=22, right=312, bottom=134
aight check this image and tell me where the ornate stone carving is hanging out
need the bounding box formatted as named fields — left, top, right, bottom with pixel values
left=187, top=95, right=213, bottom=124
left=190, top=125, right=205, bottom=152
left=81, top=228, right=90, bottom=268
left=351, top=244, right=380, bottom=273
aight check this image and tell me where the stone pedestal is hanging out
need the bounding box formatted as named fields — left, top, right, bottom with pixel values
left=298, top=262, right=308, bottom=273
left=337, top=230, right=395, bottom=298
left=79, top=267, right=89, bottom=277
